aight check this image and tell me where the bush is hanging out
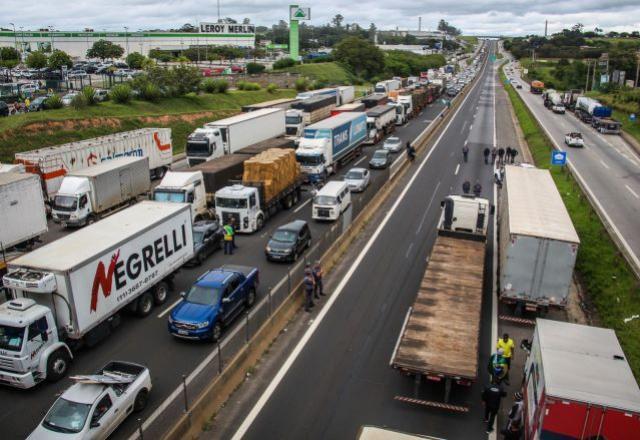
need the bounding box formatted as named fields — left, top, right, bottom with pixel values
left=71, top=93, right=88, bottom=110
left=44, top=94, right=63, bottom=109
left=273, top=58, right=296, bottom=69
left=266, top=83, right=277, bottom=94
left=295, top=78, right=308, bottom=92
left=246, top=62, right=266, bottom=74
left=81, top=86, right=96, bottom=106
left=201, top=78, right=218, bottom=93
left=244, top=82, right=261, bottom=91
left=236, top=81, right=246, bottom=90
left=110, top=84, right=133, bottom=104
left=310, top=80, right=327, bottom=90
left=140, top=83, right=161, bottom=102
left=214, top=79, right=229, bottom=93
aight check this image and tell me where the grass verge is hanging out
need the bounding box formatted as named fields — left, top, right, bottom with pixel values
left=284, top=62, right=355, bottom=84
left=501, top=67, right=640, bottom=380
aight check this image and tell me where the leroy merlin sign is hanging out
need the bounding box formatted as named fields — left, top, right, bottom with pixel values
left=290, top=6, right=311, bottom=20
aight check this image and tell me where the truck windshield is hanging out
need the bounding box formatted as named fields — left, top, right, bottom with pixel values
left=374, top=86, right=385, bottom=93
left=154, top=191, right=185, bottom=203
left=285, top=115, right=302, bottom=125
left=53, top=195, right=77, bottom=211
left=185, top=285, right=222, bottom=306
left=186, top=141, right=210, bottom=156
left=314, top=195, right=337, bottom=205
left=42, top=398, right=91, bottom=434
left=0, top=324, right=25, bottom=352
left=296, top=154, right=323, bottom=166
left=216, top=197, right=247, bottom=209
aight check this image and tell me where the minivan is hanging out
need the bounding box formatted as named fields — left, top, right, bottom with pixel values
left=312, top=181, right=351, bottom=221
left=265, top=220, right=311, bottom=262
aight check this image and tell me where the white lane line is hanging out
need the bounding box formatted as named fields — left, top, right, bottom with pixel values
left=462, top=121, right=468, bottom=131
left=469, top=124, right=473, bottom=131
left=464, top=139, right=468, bottom=146
left=626, top=184, right=640, bottom=199
left=353, top=156, right=367, bottom=166
left=416, top=181, right=441, bottom=234
left=423, top=119, right=432, bottom=123
left=157, top=299, right=182, bottom=318
left=405, top=242, right=414, bottom=259
left=293, top=198, right=312, bottom=213
left=454, top=163, right=460, bottom=175
left=599, top=160, right=610, bottom=170
left=230, top=62, right=484, bottom=440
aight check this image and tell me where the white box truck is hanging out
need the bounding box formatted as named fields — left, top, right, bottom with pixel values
left=499, top=165, right=580, bottom=311
left=0, top=201, right=193, bottom=389
left=185, top=108, right=285, bottom=167
left=374, top=79, right=401, bottom=94
left=0, top=172, right=48, bottom=251
left=15, top=128, right=172, bottom=201
left=51, top=157, right=151, bottom=227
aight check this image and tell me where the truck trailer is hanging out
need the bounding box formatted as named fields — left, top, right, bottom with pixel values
left=364, top=105, right=396, bottom=144
left=361, top=93, right=389, bottom=109
left=241, top=98, right=300, bottom=112
left=523, top=319, right=640, bottom=440
left=51, top=157, right=150, bottom=227
left=391, top=194, right=490, bottom=409
left=0, top=201, right=194, bottom=388
left=15, top=128, right=172, bottom=201
left=499, top=165, right=579, bottom=311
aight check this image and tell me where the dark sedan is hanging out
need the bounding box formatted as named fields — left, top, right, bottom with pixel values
left=189, top=220, right=224, bottom=265
left=369, top=149, right=391, bottom=169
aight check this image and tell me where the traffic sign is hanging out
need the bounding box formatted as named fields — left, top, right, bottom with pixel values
left=551, top=150, right=567, bottom=166
left=630, top=113, right=637, bottom=122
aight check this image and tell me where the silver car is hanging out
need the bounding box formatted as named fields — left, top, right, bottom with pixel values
left=383, top=136, right=403, bottom=153
left=344, top=167, right=370, bottom=192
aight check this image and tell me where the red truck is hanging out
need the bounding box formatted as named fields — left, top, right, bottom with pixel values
left=524, top=319, right=640, bottom=439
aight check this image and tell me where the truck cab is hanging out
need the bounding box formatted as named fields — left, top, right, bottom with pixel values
left=153, top=171, right=210, bottom=220
left=51, top=176, right=92, bottom=227
left=168, top=265, right=258, bottom=341
left=397, top=95, right=413, bottom=121
left=186, top=127, right=223, bottom=167
left=296, top=138, right=331, bottom=183
left=285, top=109, right=305, bottom=140
left=215, top=184, right=263, bottom=233
left=0, top=298, right=72, bottom=389
left=438, top=195, right=490, bottom=239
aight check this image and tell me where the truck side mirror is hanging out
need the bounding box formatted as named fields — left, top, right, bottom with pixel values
left=187, top=193, right=194, bottom=203
left=180, top=291, right=186, bottom=298
left=90, top=421, right=101, bottom=429
left=41, top=331, right=48, bottom=342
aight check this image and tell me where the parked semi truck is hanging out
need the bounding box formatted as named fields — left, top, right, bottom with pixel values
left=499, top=165, right=579, bottom=311
left=0, top=202, right=194, bottom=388
left=575, top=96, right=613, bottom=124
left=215, top=148, right=302, bottom=233
left=0, top=172, right=48, bottom=251
left=296, top=112, right=368, bottom=183
left=391, top=194, right=490, bottom=408
left=296, top=86, right=354, bottom=106
left=374, top=79, right=401, bottom=94
left=51, top=157, right=150, bottom=228
left=364, top=105, right=396, bottom=144
left=241, top=98, right=300, bottom=112
left=361, top=93, right=389, bottom=109
left=523, top=319, right=640, bottom=439
left=285, top=96, right=336, bottom=139
left=530, top=80, right=544, bottom=94
left=185, top=108, right=285, bottom=166
left=331, top=102, right=365, bottom=116
left=15, top=128, right=172, bottom=201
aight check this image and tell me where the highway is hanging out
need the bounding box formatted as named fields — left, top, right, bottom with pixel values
left=0, top=83, right=448, bottom=438
left=223, top=42, right=500, bottom=440
left=503, top=48, right=640, bottom=271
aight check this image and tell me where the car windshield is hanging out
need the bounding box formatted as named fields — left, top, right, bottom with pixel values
left=386, top=138, right=400, bottom=145
left=54, top=195, right=77, bottom=210
left=0, top=324, right=25, bottom=352
left=42, top=398, right=91, bottom=434
left=184, top=285, right=222, bottom=306
left=272, top=230, right=297, bottom=243
left=154, top=191, right=185, bottom=203
left=314, top=195, right=337, bottom=205
left=345, top=170, right=364, bottom=180
left=193, top=231, right=205, bottom=244
left=215, top=197, right=247, bottom=209
left=373, top=151, right=387, bottom=159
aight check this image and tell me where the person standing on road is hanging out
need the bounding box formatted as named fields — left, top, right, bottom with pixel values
left=491, top=147, right=497, bottom=164
left=510, top=148, right=519, bottom=164
left=223, top=223, right=234, bottom=255
left=312, top=261, right=325, bottom=299
left=483, top=147, right=491, bottom=164
left=229, top=217, right=238, bottom=249
left=488, top=348, right=508, bottom=384
left=507, top=392, right=524, bottom=429
left=482, top=380, right=507, bottom=433
left=462, top=145, right=469, bottom=162
left=303, top=270, right=315, bottom=312
left=505, top=147, right=512, bottom=164
left=497, top=333, right=515, bottom=373
left=462, top=180, right=471, bottom=194
left=498, top=147, right=505, bottom=165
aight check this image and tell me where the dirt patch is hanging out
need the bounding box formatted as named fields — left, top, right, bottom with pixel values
left=137, top=110, right=236, bottom=125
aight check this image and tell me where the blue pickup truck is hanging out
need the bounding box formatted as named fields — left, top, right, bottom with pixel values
left=168, top=265, right=259, bottom=341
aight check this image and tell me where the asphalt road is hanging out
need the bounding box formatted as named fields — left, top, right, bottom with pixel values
left=1, top=83, right=448, bottom=438
left=502, top=48, right=640, bottom=268
left=228, top=41, right=500, bottom=440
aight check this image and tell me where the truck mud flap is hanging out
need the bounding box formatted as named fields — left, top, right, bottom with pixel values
left=393, top=395, right=469, bottom=413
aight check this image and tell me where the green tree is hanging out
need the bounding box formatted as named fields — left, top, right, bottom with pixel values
left=126, top=52, right=146, bottom=69
left=333, top=36, right=384, bottom=79
left=332, top=14, right=344, bottom=28
left=0, top=47, right=20, bottom=68
left=87, top=39, right=125, bottom=61
left=171, top=64, right=201, bottom=95
left=26, top=51, right=48, bottom=69
left=246, top=62, right=266, bottom=74
left=48, top=50, right=72, bottom=69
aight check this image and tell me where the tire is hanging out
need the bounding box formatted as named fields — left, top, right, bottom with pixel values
left=210, top=322, right=222, bottom=342
left=46, top=350, right=70, bottom=382
left=136, top=292, right=154, bottom=317
left=195, top=251, right=204, bottom=266
left=292, top=190, right=300, bottom=204
left=133, top=389, right=149, bottom=412
left=256, top=215, right=264, bottom=231
left=156, top=167, right=167, bottom=179
left=246, top=288, right=256, bottom=308
left=284, top=194, right=293, bottom=209
left=153, top=281, right=169, bottom=305
left=86, top=216, right=95, bottom=226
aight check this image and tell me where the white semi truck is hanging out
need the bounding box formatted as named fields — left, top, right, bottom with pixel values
left=374, top=79, right=402, bottom=94
left=185, top=108, right=285, bottom=167
left=0, top=202, right=194, bottom=389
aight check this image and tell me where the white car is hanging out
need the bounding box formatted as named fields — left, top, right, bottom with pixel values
left=68, top=70, right=88, bottom=79
left=383, top=136, right=403, bottom=153
left=565, top=132, right=584, bottom=148
left=93, top=89, right=109, bottom=102
left=344, top=167, right=371, bottom=192
left=62, top=92, right=79, bottom=106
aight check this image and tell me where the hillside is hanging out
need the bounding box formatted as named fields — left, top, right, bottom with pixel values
left=285, top=62, right=355, bottom=84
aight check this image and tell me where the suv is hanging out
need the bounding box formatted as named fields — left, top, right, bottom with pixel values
left=189, top=220, right=224, bottom=265
left=265, top=220, right=311, bottom=262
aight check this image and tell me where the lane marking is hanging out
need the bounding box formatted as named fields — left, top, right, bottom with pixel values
left=599, top=160, right=610, bottom=170
left=230, top=57, right=486, bottom=440
left=464, top=139, right=468, bottom=146
left=293, top=198, right=312, bottom=213
left=469, top=124, right=473, bottom=131
left=416, top=182, right=441, bottom=235
left=405, top=242, right=414, bottom=259
left=454, top=163, right=460, bottom=175
left=353, top=156, right=367, bottom=166
left=626, top=184, right=639, bottom=199
left=157, top=299, right=182, bottom=318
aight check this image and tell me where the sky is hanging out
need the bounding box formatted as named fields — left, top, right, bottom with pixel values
left=2, top=0, right=639, bottom=36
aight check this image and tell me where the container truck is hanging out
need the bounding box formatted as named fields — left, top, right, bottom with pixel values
left=0, top=172, right=48, bottom=251
left=51, top=157, right=150, bottom=228
left=391, top=194, right=490, bottom=410
left=361, top=93, right=389, bottom=109
left=591, top=116, right=622, bottom=134
left=15, top=128, right=172, bottom=201
left=331, top=102, right=365, bottom=116
left=530, top=80, right=544, bottom=94
left=215, top=149, right=303, bottom=233
left=374, top=79, right=402, bottom=94
left=523, top=319, right=640, bottom=440
left=364, top=105, right=396, bottom=144
left=296, top=112, right=368, bottom=183
left=285, top=96, right=337, bottom=140
left=296, top=87, right=338, bottom=102
left=499, top=165, right=579, bottom=311
left=241, top=98, right=300, bottom=112
left=0, top=163, right=24, bottom=173
left=0, top=201, right=194, bottom=389
left=545, top=91, right=565, bottom=114
left=185, top=108, right=285, bottom=167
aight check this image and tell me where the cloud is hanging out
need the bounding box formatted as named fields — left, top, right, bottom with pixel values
left=2, top=0, right=639, bottom=36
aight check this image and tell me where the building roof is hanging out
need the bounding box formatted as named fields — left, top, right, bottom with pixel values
left=537, top=319, right=640, bottom=413
left=504, top=165, right=579, bottom=243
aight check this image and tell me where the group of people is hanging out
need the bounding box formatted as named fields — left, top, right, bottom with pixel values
left=464, top=146, right=519, bottom=166
left=303, top=262, right=325, bottom=312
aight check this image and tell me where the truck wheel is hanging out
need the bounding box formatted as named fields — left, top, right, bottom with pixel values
left=153, top=282, right=169, bottom=305
left=256, top=215, right=264, bottom=231
left=246, top=288, right=256, bottom=308
left=86, top=216, right=95, bottom=226
left=292, top=190, right=300, bottom=204
left=211, top=322, right=222, bottom=342
left=156, top=167, right=167, bottom=179
left=134, top=389, right=149, bottom=412
left=136, top=292, right=154, bottom=317
left=284, top=194, right=293, bottom=209
left=46, top=350, right=71, bottom=382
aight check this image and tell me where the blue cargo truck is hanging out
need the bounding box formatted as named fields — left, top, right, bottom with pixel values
left=295, top=112, right=368, bottom=183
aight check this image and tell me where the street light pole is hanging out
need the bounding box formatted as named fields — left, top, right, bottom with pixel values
left=124, top=26, right=129, bottom=56
left=10, top=23, right=17, bottom=51
left=48, top=25, right=54, bottom=52
left=635, top=51, right=640, bottom=88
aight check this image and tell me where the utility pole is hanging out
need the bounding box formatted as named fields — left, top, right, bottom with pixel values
left=217, top=0, right=221, bottom=23
left=124, top=26, right=129, bottom=56
left=10, top=23, right=17, bottom=51
left=585, top=59, right=590, bottom=91
left=635, top=51, right=640, bottom=88
left=49, top=25, right=55, bottom=52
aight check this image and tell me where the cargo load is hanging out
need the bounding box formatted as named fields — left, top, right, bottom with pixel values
left=291, top=95, right=336, bottom=113
left=361, top=93, right=389, bottom=109
left=331, top=102, right=365, bottom=116
left=235, top=137, right=295, bottom=155
left=243, top=148, right=300, bottom=203
left=241, top=98, right=300, bottom=112
left=530, top=80, right=544, bottom=94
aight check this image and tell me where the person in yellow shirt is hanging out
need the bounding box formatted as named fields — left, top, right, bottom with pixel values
left=497, top=333, right=515, bottom=370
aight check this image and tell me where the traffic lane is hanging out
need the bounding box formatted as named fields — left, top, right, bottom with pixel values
left=241, top=47, right=496, bottom=440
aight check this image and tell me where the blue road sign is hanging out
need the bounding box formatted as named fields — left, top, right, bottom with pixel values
left=551, top=150, right=567, bottom=166
left=630, top=113, right=637, bottom=122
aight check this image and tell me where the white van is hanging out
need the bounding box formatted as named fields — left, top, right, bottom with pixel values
left=312, top=181, right=351, bottom=221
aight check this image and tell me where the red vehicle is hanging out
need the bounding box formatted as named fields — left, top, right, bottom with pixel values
left=201, top=67, right=225, bottom=77
left=524, top=319, right=640, bottom=440
left=230, top=64, right=244, bottom=73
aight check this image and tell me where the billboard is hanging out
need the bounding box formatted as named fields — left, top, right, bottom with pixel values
left=199, top=23, right=255, bottom=34
left=290, top=6, right=311, bottom=21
